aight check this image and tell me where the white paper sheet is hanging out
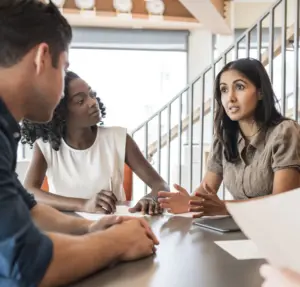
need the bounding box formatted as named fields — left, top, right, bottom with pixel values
left=76, top=205, right=148, bottom=221
left=165, top=212, right=199, bottom=218
left=215, top=240, right=264, bottom=260
left=76, top=207, right=231, bottom=221
left=76, top=212, right=106, bottom=221
left=226, top=189, right=300, bottom=272
left=165, top=212, right=230, bottom=219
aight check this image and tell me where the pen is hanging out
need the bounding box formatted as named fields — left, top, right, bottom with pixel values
left=109, top=177, right=116, bottom=214
left=109, top=177, right=113, bottom=192
left=99, top=178, right=114, bottom=214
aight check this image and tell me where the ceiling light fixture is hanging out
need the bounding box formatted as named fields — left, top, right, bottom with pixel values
left=74, top=0, right=95, bottom=10
left=50, top=0, right=65, bottom=7
left=113, top=0, right=133, bottom=13
left=145, top=0, right=165, bottom=16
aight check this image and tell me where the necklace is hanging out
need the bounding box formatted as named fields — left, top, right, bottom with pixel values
left=244, top=128, right=261, bottom=138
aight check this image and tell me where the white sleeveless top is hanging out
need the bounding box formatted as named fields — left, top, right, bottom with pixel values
left=37, top=126, right=127, bottom=200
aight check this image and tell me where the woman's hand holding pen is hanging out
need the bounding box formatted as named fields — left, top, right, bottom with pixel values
left=81, top=178, right=117, bottom=214
left=81, top=190, right=117, bottom=214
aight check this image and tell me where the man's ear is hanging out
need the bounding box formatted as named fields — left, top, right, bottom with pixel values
left=33, top=43, right=51, bottom=75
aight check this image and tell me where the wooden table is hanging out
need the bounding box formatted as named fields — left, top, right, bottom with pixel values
left=70, top=215, right=265, bottom=287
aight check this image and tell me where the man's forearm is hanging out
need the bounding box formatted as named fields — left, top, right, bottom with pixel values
left=31, top=203, right=91, bottom=235
left=27, top=187, right=85, bottom=211
left=39, top=231, right=123, bottom=287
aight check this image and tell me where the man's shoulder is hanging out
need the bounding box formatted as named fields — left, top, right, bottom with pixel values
left=0, top=118, right=16, bottom=176
left=0, top=115, right=12, bottom=137
left=0, top=119, right=14, bottom=154
left=0, top=118, right=37, bottom=209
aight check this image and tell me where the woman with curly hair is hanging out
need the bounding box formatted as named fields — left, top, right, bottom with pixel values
left=21, top=71, right=169, bottom=215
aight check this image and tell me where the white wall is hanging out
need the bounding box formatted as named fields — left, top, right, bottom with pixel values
left=234, top=1, right=296, bottom=29
left=188, top=28, right=213, bottom=83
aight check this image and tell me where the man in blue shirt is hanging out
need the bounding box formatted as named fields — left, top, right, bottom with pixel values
left=0, top=1, right=158, bottom=286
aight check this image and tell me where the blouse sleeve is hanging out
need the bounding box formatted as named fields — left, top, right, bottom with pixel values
left=272, top=120, right=300, bottom=172
left=206, top=136, right=223, bottom=176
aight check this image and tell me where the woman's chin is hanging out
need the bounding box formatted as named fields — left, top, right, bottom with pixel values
left=90, top=116, right=102, bottom=126
left=227, top=114, right=241, bottom=121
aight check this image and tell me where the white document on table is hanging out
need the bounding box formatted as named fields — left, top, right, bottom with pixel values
left=215, top=240, right=264, bottom=260
left=76, top=205, right=148, bottom=221
left=226, top=188, right=300, bottom=272
left=77, top=208, right=230, bottom=221
left=165, top=212, right=230, bottom=219
left=165, top=212, right=199, bottom=218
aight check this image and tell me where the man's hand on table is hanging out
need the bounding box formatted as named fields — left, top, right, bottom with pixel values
left=89, top=216, right=160, bottom=261
left=88, top=215, right=159, bottom=245
left=108, top=219, right=159, bottom=261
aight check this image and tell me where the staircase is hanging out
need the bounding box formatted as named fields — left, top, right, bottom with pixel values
left=131, top=0, right=300, bottom=199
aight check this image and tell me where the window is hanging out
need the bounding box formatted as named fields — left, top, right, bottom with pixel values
left=69, top=48, right=187, bottom=132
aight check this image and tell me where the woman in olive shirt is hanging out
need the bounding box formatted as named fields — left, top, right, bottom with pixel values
left=158, top=58, right=300, bottom=216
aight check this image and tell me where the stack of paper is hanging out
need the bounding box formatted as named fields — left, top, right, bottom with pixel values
left=165, top=212, right=230, bottom=219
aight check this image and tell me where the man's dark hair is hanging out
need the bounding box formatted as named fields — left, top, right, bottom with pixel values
left=21, top=71, right=107, bottom=151
left=0, top=0, right=72, bottom=68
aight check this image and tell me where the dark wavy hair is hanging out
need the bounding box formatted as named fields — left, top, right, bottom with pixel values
left=214, top=58, right=284, bottom=163
left=0, top=0, right=72, bottom=68
left=21, top=71, right=106, bottom=151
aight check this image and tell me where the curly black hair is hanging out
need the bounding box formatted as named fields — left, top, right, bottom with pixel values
left=21, top=71, right=106, bottom=151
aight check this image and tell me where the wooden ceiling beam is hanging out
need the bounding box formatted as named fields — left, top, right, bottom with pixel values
left=63, top=0, right=195, bottom=19
left=62, top=8, right=202, bottom=30
left=178, top=0, right=231, bottom=34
